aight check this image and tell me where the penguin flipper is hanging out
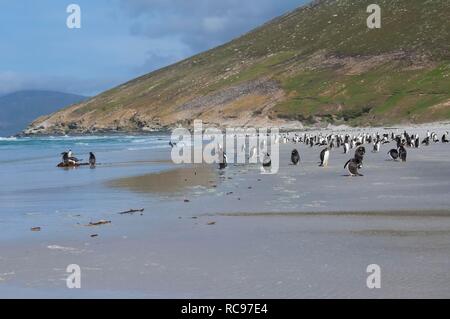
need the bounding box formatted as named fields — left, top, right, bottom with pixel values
left=344, top=160, right=351, bottom=169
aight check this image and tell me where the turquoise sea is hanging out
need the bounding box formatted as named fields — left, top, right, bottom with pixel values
left=0, top=135, right=174, bottom=240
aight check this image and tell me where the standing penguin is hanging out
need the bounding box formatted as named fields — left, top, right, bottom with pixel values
left=354, top=146, right=366, bottom=165
left=398, top=146, right=407, bottom=162
left=319, top=147, right=330, bottom=167
left=219, top=151, right=228, bottom=170
left=343, top=142, right=349, bottom=154
left=61, top=152, right=69, bottom=165
left=291, top=149, right=300, bottom=165
left=89, top=152, right=96, bottom=168
left=262, top=153, right=272, bottom=168
left=372, top=140, right=381, bottom=153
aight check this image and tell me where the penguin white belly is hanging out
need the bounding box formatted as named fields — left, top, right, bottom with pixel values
left=344, top=143, right=349, bottom=154
left=323, top=151, right=330, bottom=167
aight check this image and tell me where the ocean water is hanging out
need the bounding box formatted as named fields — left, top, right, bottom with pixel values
left=0, top=135, right=174, bottom=240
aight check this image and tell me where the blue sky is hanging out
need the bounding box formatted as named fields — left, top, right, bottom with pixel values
left=0, top=0, right=307, bottom=96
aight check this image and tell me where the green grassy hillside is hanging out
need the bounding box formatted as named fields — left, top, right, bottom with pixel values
left=26, top=0, right=450, bottom=134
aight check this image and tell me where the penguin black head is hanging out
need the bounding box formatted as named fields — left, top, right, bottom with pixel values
left=356, top=146, right=366, bottom=155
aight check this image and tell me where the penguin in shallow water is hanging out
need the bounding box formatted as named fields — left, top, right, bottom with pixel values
left=398, top=146, right=407, bottom=162
left=319, top=147, right=330, bottom=167
left=89, top=152, right=96, bottom=167
left=388, top=149, right=399, bottom=160
left=291, top=149, right=300, bottom=165
left=61, top=152, right=69, bottom=165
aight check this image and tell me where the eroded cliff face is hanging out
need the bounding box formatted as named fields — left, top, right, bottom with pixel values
left=24, top=0, right=450, bottom=135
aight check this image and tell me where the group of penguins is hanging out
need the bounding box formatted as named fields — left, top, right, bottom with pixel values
left=60, top=149, right=97, bottom=168
left=215, top=130, right=449, bottom=177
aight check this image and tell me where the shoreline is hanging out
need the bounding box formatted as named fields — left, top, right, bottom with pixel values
left=15, top=121, right=450, bottom=138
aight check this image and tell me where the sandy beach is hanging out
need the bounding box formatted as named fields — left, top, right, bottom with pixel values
left=1, top=125, right=450, bottom=298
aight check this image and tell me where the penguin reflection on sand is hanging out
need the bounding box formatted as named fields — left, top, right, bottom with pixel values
left=319, top=147, right=330, bottom=167
left=291, top=149, right=300, bottom=165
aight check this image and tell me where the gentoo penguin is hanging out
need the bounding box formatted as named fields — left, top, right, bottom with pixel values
left=344, top=158, right=364, bottom=176
left=442, top=132, right=449, bottom=143
left=219, top=151, right=228, bottom=170
left=398, top=146, right=407, bottom=162
left=372, top=140, right=381, bottom=153
left=432, top=132, right=439, bottom=143
left=61, top=151, right=77, bottom=166
left=61, top=152, right=69, bottom=165
left=354, top=146, right=366, bottom=166
left=262, top=153, right=272, bottom=168
left=388, top=149, right=399, bottom=160
left=421, top=137, right=430, bottom=146
left=89, top=152, right=96, bottom=167
left=291, top=149, right=300, bottom=165
left=343, top=142, right=349, bottom=154
left=319, top=147, right=330, bottom=167
left=66, top=149, right=80, bottom=162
